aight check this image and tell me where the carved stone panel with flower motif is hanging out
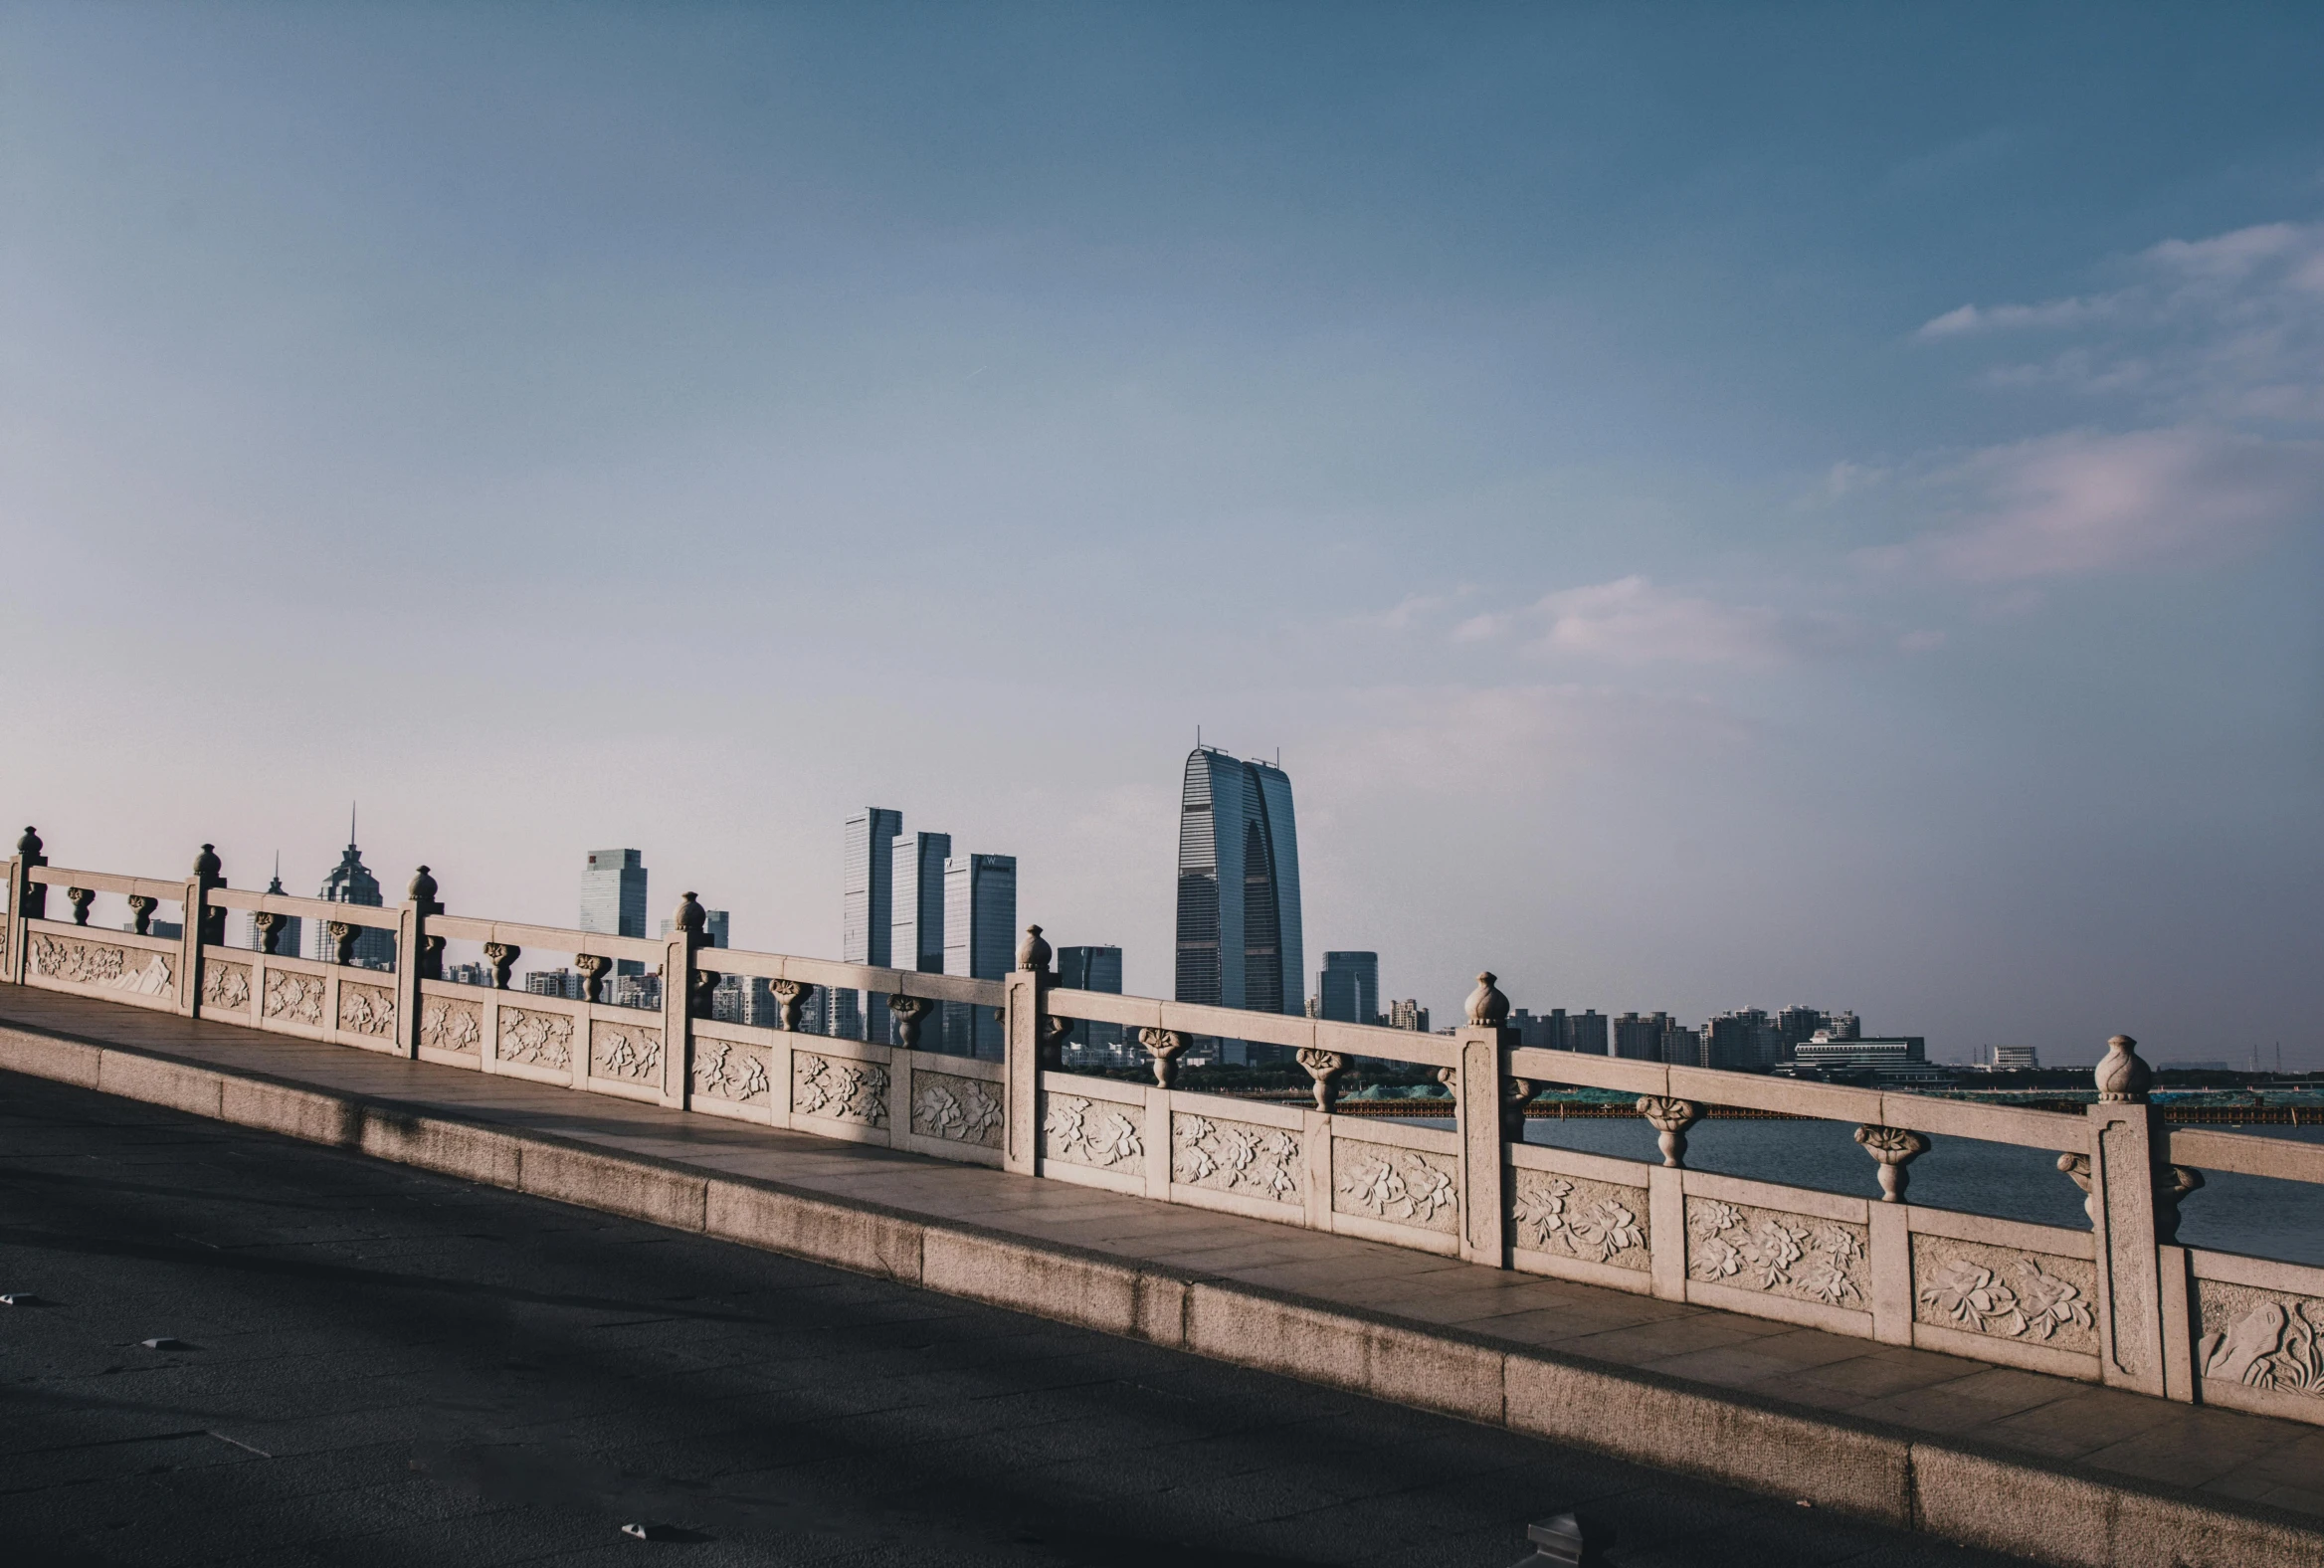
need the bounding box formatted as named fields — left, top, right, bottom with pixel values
left=420, top=995, right=483, bottom=1054
left=1686, top=1197, right=1869, bottom=1308
left=32, top=934, right=175, bottom=1000
left=1909, top=1236, right=2097, bottom=1352
left=1045, top=1094, right=1144, bottom=1169
left=1511, top=1171, right=1650, bottom=1271
left=202, top=960, right=252, bottom=1014
left=497, top=1007, right=574, bottom=1071
left=1333, top=1139, right=1460, bottom=1234
left=2196, top=1280, right=2324, bottom=1406
left=912, top=1071, right=1003, bottom=1148
left=590, top=1019, right=664, bottom=1083
left=263, top=970, right=326, bottom=1027
left=338, top=981, right=396, bottom=1038
left=691, top=1038, right=772, bottom=1104
left=1171, top=1113, right=1301, bottom=1205
left=793, top=1052, right=888, bottom=1126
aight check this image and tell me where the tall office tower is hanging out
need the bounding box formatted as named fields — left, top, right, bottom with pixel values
left=244, top=857, right=300, bottom=960
left=581, top=849, right=649, bottom=977
left=1317, top=951, right=1379, bottom=1026
left=842, top=809, right=903, bottom=1043
left=1056, top=944, right=1125, bottom=1062
left=890, top=832, right=950, bottom=973
left=313, top=834, right=397, bottom=969
left=942, top=853, right=1016, bottom=1058
left=1174, top=746, right=1303, bottom=1064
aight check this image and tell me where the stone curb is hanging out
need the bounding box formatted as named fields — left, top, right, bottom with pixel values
left=1, top=1020, right=2317, bottom=1568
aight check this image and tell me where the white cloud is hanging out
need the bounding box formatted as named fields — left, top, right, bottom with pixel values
left=1524, top=576, right=1881, bottom=668
left=1865, top=427, right=2324, bottom=583
left=1918, top=296, right=2119, bottom=338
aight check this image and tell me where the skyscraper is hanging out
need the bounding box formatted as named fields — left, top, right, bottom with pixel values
left=580, top=849, right=648, bottom=976
left=314, top=834, right=395, bottom=969
left=890, top=831, right=950, bottom=974
left=1057, top=944, right=1125, bottom=1061
left=943, top=852, right=1015, bottom=1058
left=1175, top=746, right=1303, bottom=1061
left=843, top=808, right=902, bottom=1043
left=1317, top=951, right=1378, bottom=1026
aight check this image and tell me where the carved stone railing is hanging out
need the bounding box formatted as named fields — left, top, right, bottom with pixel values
left=4, top=832, right=2321, bottom=1427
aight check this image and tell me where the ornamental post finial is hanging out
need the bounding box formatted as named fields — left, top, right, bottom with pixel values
left=1017, top=923, right=1052, bottom=974
left=674, top=891, right=706, bottom=939
left=1465, top=971, right=1509, bottom=1029
left=2094, top=1034, right=2150, bottom=1104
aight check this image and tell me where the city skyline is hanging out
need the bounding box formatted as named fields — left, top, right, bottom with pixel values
left=6, top=9, right=2316, bottom=1065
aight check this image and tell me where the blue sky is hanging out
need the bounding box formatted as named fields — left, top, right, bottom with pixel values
left=4, top=4, right=2319, bottom=1064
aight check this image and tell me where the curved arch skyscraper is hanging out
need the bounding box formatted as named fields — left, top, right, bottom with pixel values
left=1174, top=746, right=1303, bottom=1024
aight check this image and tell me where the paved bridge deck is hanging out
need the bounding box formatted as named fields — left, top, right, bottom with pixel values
left=2, top=983, right=2318, bottom=1567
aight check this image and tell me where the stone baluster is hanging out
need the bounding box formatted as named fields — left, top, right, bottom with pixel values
left=1637, top=1095, right=1700, bottom=1168
left=126, top=894, right=156, bottom=935
left=887, top=994, right=931, bottom=1049
left=483, top=941, right=519, bottom=989
left=1139, top=1027, right=1187, bottom=1088
left=324, top=920, right=359, bottom=967
left=1297, top=1048, right=1347, bottom=1112
left=1452, top=970, right=1514, bottom=1267
left=769, top=979, right=812, bottom=1031
left=690, top=965, right=721, bottom=1020
left=663, top=893, right=709, bottom=1108
left=66, top=886, right=94, bottom=926
left=253, top=911, right=287, bottom=955
left=408, top=867, right=443, bottom=979
left=182, top=845, right=225, bottom=1020
left=1853, top=1124, right=1930, bottom=1203
left=1503, top=1076, right=1540, bottom=1140
left=16, top=827, right=47, bottom=923
left=1002, top=925, right=1053, bottom=1177
left=574, top=954, right=611, bottom=1005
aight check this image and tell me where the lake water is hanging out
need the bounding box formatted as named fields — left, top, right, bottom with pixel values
left=1387, top=1115, right=2324, bottom=1268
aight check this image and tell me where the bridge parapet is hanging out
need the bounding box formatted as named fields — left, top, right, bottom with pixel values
left=4, top=831, right=2319, bottom=1427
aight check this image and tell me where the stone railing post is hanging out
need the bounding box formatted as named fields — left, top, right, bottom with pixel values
left=1453, top=971, right=1512, bottom=1269
left=9, top=825, right=44, bottom=983
left=2073, top=1033, right=2190, bottom=1399
left=1002, top=924, right=1051, bottom=1176
left=662, top=892, right=705, bottom=1110
left=180, top=844, right=223, bottom=1019
left=397, top=867, right=441, bottom=1060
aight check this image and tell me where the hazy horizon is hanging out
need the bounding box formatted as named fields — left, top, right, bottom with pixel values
left=4, top=5, right=2319, bottom=1068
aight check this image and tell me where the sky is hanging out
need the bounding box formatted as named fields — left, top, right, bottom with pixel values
left=3, top=4, right=2320, bottom=1067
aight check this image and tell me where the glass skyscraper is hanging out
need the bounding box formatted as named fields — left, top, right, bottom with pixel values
left=890, top=831, right=950, bottom=975
left=1317, top=950, right=1378, bottom=1026
left=1057, top=944, right=1125, bottom=1060
left=580, top=849, right=648, bottom=976
left=943, top=852, right=1015, bottom=1058
left=1175, top=746, right=1303, bottom=1060
left=840, top=808, right=902, bottom=1042
left=314, top=838, right=396, bottom=969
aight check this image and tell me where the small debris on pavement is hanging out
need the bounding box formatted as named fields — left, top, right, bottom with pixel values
left=139, top=1337, right=194, bottom=1350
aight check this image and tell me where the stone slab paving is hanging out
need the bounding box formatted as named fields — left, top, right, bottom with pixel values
left=3, top=983, right=2320, bottom=1546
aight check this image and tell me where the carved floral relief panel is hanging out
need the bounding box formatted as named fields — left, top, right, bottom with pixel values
left=497, top=1007, right=574, bottom=1071
left=1172, top=1113, right=1300, bottom=1205
left=420, top=995, right=483, bottom=1054
left=2197, top=1280, right=2324, bottom=1404
left=1909, top=1235, right=2097, bottom=1352
left=590, top=1020, right=664, bottom=1083
left=911, top=1071, right=1003, bottom=1148
left=1045, top=1094, right=1143, bottom=1169
left=263, top=970, right=326, bottom=1026
left=32, top=934, right=175, bottom=1000
left=692, top=1039, right=772, bottom=1103
left=338, top=982, right=396, bottom=1038
left=793, top=1052, right=888, bottom=1126
left=1333, top=1139, right=1459, bottom=1234
left=1511, top=1171, right=1649, bottom=1271
left=202, top=961, right=252, bottom=1013
left=1686, top=1197, right=1869, bottom=1309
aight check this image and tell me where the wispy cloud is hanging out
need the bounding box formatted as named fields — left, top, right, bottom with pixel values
left=1429, top=576, right=1930, bottom=668
left=1864, top=427, right=2324, bottom=582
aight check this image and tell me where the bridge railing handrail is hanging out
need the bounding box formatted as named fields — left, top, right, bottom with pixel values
left=25, top=864, right=194, bottom=904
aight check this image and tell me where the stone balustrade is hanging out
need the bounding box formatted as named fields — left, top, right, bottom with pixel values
left=5, top=831, right=2322, bottom=1428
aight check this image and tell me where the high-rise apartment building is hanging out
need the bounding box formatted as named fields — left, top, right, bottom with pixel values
left=1703, top=1008, right=1785, bottom=1073
left=1387, top=998, right=1430, bottom=1033
left=942, top=853, right=1015, bottom=1057
left=314, top=838, right=396, bottom=969
left=580, top=849, right=648, bottom=977
left=1057, top=944, right=1125, bottom=1062
left=1511, top=1008, right=1609, bottom=1054
left=841, top=809, right=903, bottom=1042
left=1614, top=1011, right=1697, bottom=1065
left=1175, top=746, right=1303, bottom=1064
left=1317, top=951, right=1379, bottom=1026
